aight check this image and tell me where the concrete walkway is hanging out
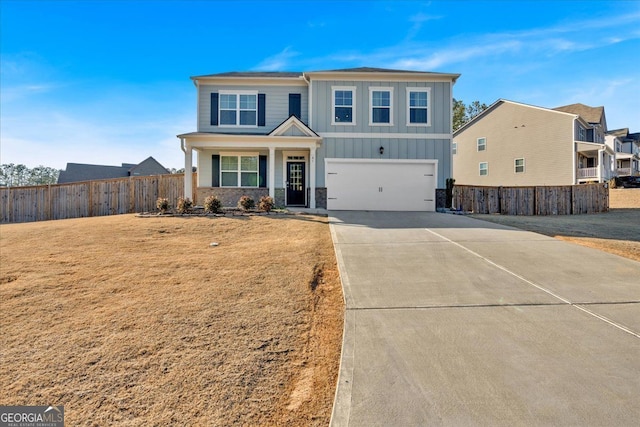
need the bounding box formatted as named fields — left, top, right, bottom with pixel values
left=329, top=211, right=640, bottom=426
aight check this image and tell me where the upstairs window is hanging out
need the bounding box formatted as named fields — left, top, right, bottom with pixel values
left=452, top=142, right=457, bottom=155
left=407, top=88, right=430, bottom=126
left=369, top=88, right=393, bottom=125
left=578, top=127, right=586, bottom=141
left=515, top=158, right=525, bottom=173
left=477, top=137, right=486, bottom=151
left=219, top=92, right=257, bottom=126
left=479, top=162, right=488, bottom=176
left=332, top=87, right=356, bottom=125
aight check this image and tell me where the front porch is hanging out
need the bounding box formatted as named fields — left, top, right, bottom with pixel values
left=615, top=154, right=640, bottom=177
left=178, top=116, right=323, bottom=209
left=575, top=142, right=615, bottom=183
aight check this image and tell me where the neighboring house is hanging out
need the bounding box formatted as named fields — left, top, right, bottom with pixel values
left=606, top=128, right=640, bottom=177
left=57, top=156, right=169, bottom=184
left=177, top=67, right=460, bottom=211
left=452, top=100, right=615, bottom=186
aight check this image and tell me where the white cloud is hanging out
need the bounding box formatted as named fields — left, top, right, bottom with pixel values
left=254, top=47, right=299, bottom=71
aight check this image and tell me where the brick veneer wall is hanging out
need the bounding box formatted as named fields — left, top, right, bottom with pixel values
left=436, top=188, right=446, bottom=209
left=196, top=188, right=269, bottom=207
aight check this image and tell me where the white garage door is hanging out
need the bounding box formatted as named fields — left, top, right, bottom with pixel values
left=325, top=159, right=438, bottom=211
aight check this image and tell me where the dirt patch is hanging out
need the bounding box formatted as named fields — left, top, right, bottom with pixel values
left=472, top=208, right=640, bottom=262
left=0, top=214, right=344, bottom=426
left=610, top=188, right=640, bottom=208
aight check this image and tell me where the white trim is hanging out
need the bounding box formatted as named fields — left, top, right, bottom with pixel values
left=304, top=71, right=459, bottom=83
left=194, top=76, right=308, bottom=86
left=319, top=132, right=451, bottom=139
left=331, top=86, right=357, bottom=126
left=406, top=87, right=431, bottom=127
left=514, top=158, right=525, bottom=173
left=452, top=142, right=457, bottom=155
left=269, top=115, right=318, bottom=137
left=218, top=90, right=258, bottom=128
left=479, top=162, right=488, bottom=176
left=368, top=86, right=394, bottom=126
left=477, top=137, right=486, bottom=151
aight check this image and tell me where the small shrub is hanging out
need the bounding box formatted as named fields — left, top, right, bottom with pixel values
left=176, top=197, right=193, bottom=214
left=237, top=195, right=255, bottom=211
left=258, top=196, right=274, bottom=212
left=204, top=195, right=223, bottom=214
left=156, top=197, right=170, bottom=213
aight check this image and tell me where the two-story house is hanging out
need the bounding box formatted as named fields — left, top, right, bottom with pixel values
left=606, top=128, right=640, bottom=177
left=177, top=67, right=460, bottom=211
left=452, top=100, right=615, bottom=186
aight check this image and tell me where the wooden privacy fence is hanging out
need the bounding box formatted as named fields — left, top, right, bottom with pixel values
left=1, top=174, right=197, bottom=224
left=452, top=184, right=608, bottom=215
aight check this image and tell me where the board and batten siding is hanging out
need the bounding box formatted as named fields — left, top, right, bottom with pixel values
left=310, top=80, right=453, bottom=135
left=316, top=137, right=450, bottom=188
left=198, top=84, right=308, bottom=133
left=453, top=102, right=575, bottom=186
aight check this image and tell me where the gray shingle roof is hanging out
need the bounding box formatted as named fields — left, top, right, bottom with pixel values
left=553, top=103, right=604, bottom=124
left=57, top=157, right=168, bottom=184
left=192, top=71, right=303, bottom=79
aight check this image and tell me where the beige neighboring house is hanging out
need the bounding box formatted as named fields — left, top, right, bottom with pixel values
left=452, top=100, right=615, bottom=186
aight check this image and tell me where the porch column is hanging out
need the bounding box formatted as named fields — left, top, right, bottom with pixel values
left=269, top=146, right=276, bottom=199
left=184, top=140, right=193, bottom=200
left=597, top=149, right=602, bottom=183
left=309, top=146, right=317, bottom=209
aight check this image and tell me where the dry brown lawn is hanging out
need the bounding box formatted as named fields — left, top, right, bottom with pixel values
left=0, top=214, right=344, bottom=426
left=472, top=208, right=640, bottom=262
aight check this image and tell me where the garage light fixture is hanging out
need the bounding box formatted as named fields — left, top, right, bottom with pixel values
left=379, top=146, right=384, bottom=155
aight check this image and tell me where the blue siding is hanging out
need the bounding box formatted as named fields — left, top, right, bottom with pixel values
left=317, top=138, right=451, bottom=188
left=198, top=84, right=309, bottom=133
left=311, top=80, right=452, bottom=134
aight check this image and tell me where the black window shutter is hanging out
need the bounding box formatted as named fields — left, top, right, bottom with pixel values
left=210, top=93, right=219, bottom=126
left=212, top=155, right=220, bottom=187
left=289, top=93, right=301, bottom=118
left=258, top=94, right=266, bottom=127
left=259, top=155, right=267, bottom=188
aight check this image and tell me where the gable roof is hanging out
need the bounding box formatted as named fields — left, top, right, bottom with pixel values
left=57, top=156, right=168, bottom=184
left=269, top=115, right=319, bottom=137
left=453, top=99, right=587, bottom=136
left=553, top=103, right=604, bottom=125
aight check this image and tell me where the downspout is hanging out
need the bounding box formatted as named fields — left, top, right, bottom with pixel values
left=572, top=117, right=577, bottom=184
left=302, top=73, right=312, bottom=128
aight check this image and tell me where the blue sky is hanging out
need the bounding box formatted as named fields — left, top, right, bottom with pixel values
left=1, top=0, right=639, bottom=170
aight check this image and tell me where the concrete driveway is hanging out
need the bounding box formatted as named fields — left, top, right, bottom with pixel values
left=329, top=211, right=640, bottom=426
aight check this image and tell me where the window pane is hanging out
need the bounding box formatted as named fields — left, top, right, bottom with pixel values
left=241, top=156, right=258, bottom=171
left=335, top=90, right=352, bottom=106
left=239, top=94, right=256, bottom=109
left=221, top=156, right=238, bottom=171
left=335, top=106, right=352, bottom=122
left=372, top=91, right=390, bottom=107
left=372, top=108, right=390, bottom=123
left=221, top=172, right=238, bottom=186
left=410, top=108, right=427, bottom=123
left=239, top=111, right=256, bottom=125
left=220, top=110, right=236, bottom=125
left=410, top=91, right=427, bottom=107
left=241, top=172, right=258, bottom=187
left=220, top=94, right=236, bottom=109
